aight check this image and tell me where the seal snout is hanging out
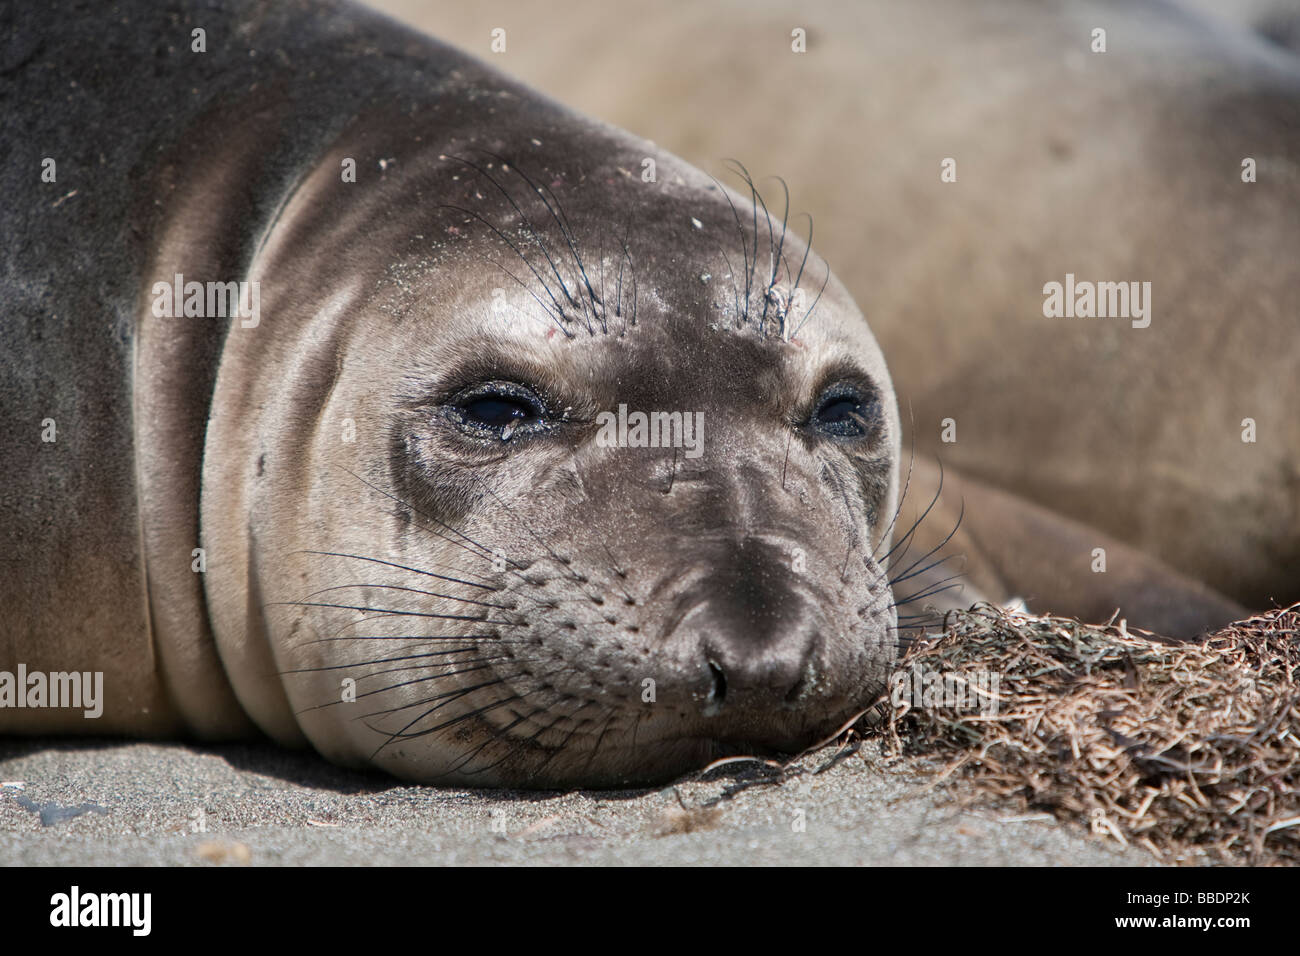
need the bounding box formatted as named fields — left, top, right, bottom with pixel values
left=672, top=543, right=821, bottom=720
left=693, top=609, right=818, bottom=718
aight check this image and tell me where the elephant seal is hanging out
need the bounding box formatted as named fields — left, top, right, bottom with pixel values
left=3, top=0, right=908, bottom=786
left=0, top=0, right=1261, bottom=786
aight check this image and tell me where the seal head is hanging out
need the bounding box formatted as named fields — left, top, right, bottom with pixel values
left=187, top=112, right=901, bottom=785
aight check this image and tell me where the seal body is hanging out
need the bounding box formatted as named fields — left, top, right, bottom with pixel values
left=3, top=0, right=905, bottom=785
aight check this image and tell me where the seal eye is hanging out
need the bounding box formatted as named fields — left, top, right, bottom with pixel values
left=810, top=384, right=879, bottom=440
left=446, top=382, right=548, bottom=441
left=463, top=397, right=531, bottom=428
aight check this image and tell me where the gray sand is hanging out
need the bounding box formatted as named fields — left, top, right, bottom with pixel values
left=1, top=738, right=1156, bottom=866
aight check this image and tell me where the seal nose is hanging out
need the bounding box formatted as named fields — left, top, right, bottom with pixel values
left=700, top=615, right=817, bottom=716
left=672, top=542, right=818, bottom=715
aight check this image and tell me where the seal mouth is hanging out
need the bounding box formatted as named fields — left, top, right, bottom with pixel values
left=455, top=674, right=879, bottom=786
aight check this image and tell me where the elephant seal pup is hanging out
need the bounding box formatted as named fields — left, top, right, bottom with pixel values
left=2, top=0, right=907, bottom=786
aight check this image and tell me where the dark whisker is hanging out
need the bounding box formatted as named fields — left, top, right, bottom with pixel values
left=888, top=551, right=966, bottom=588
left=436, top=202, right=570, bottom=328
left=466, top=474, right=601, bottom=597
left=268, top=600, right=515, bottom=625
left=887, top=498, right=966, bottom=586
left=369, top=692, right=528, bottom=752
left=446, top=154, right=580, bottom=314
left=294, top=550, right=497, bottom=590
left=878, top=457, right=948, bottom=569
left=870, top=404, right=918, bottom=560
left=332, top=467, right=542, bottom=592
left=296, top=582, right=513, bottom=612
left=447, top=704, right=552, bottom=774
left=299, top=632, right=517, bottom=645
left=283, top=649, right=513, bottom=675
left=483, top=150, right=606, bottom=332
left=579, top=710, right=621, bottom=777
left=790, top=261, right=830, bottom=340
left=363, top=672, right=524, bottom=726
left=781, top=428, right=793, bottom=490
left=891, top=574, right=968, bottom=608
left=478, top=249, right=575, bottom=336
left=711, top=171, right=754, bottom=323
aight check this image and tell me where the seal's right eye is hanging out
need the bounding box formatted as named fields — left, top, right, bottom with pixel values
left=444, top=381, right=549, bottom=441
left=463, top=396, right=531, bottom=428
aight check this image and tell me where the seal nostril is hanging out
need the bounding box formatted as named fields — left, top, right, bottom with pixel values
left=707, top=659, right=727, bottom=706
left=784, top=669, right=810, bottom=705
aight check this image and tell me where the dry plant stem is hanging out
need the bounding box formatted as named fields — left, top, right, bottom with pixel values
left=883, top=603, right=1300, bottom=865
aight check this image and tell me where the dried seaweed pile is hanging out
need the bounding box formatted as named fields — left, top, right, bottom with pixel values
left=884, top=603, right=1300, bottom=864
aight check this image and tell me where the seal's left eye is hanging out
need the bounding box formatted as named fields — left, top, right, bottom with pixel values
left=446, top=382, right=548, bottom=441
left=810, top=384, right=879, bottom=440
